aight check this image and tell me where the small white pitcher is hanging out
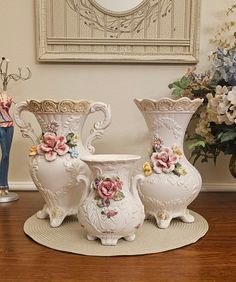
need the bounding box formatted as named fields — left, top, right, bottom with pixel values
left=77, top=154, right=145, bottom=246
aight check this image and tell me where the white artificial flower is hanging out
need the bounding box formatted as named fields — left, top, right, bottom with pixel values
left=223, top=48, right=228, bottom=55
left=215, top=85, right=228, bottom=95
left=207, top=86, right=228, bottom=118
left=217, top=93, right=233, bottom=124
left=212, top=58, right=223, bottom=68
left=223, top=57, right=233, bottom=67
left=227, top=86, right=236, bottom=105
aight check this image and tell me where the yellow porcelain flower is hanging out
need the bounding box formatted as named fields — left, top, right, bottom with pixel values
left=176, top=166, right=187, bottom=176
left=172, top=144, right=183, bottom=157
left=29, top=146, right=37, bottom=156
left=143, top=162, right=153, bottom=176
left=71, top=134, right=79, bottom=145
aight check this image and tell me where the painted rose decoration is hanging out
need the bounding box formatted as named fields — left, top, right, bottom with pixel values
left=143, top=134, right=186, bottom=177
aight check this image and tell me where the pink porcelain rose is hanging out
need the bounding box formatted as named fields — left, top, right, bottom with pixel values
left=151, top=147, right=178, bottom=174
left=37, top=132, right=69, bottom=161
left=97, top=178, right=122, bottom=200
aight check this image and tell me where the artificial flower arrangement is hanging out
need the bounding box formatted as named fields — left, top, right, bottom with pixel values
left=29, top=121, right=79, bottom=161
left=168, top=4, right=236, bottom=173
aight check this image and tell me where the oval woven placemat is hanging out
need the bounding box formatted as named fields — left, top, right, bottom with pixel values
left=24, top=210, right=208, bottom=256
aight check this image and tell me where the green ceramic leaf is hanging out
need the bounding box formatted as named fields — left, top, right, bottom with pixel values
left=113, top=190, right=125, bottom=201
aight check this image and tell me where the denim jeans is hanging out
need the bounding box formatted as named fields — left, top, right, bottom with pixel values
left=0, top=126, right=14, bottom=189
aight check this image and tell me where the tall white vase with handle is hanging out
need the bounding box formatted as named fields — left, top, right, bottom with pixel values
left=14, top=99, right=111, bottom=227
left=134, top=97, right=203, bottom=228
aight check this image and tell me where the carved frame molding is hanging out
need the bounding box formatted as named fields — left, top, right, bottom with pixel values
left=35, top=0, right=201, bottom=63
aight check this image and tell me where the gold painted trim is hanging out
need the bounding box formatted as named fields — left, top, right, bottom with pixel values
left=134, top=97, right=203, bottom=112
left=26, top=100, right=91, bottom=114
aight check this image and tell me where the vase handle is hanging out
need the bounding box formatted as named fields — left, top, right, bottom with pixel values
left=13, top=101, right=39, bottom=145
left=76, top=174, right=90, bottom=204
left=131, top=173, right=145, bottom=205
left=84, top=101, right=112, bottom=154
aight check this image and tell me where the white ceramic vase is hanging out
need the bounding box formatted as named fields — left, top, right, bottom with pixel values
left=14, top=99, right=111, bottom=227
left=134, top=97, right=203, bottom=229
left=77, top=154, right=145, bottom=246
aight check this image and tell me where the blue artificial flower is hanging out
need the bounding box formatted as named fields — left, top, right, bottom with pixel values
left=69, top=147, right=79, bottom=158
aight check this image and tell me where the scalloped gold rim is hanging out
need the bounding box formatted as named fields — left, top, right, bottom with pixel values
left=26, top=99, right=91, bottom=114
left=134, top=97, right=203, bottom=112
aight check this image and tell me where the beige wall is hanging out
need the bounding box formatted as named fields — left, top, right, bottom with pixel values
left=0, top=0, right=235, bottom=188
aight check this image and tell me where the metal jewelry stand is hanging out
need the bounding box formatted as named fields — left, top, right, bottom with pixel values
left=0, top=57, right=31, bottom=204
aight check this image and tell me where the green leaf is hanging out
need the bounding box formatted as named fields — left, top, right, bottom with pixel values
left=169, top=75, right=190, bottom=98
left=187, top=140, right=206, bottom=150
left=169, top=75, right=189, bottom=89
left=96, top=199, right=105, bottom=208
left=168, top=82, right=175, bottom=89
left=172, top=88, right=184, bottom=97
left=113, top=190, right=125, bottom=201
left=219, top=131, right=236, bottom=142
left=210, top=70, right=221, bottom=88
left=201, top=157, right=208, bottom=163
left=191, top=153, right=201, bottom=165
left=173, top=170, right=181, bottom=177
left=179, top=76, right=190, bottom=89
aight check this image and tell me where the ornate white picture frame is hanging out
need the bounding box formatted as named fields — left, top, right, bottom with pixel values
left=36, top=0, right=201, bottom=63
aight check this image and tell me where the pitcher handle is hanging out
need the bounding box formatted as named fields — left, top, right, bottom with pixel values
left=84, top=101, right=112, bottom=154
left=14, top=101, right=39, bottom=145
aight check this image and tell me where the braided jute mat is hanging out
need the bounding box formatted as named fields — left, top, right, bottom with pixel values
left=24, top=210, right=208, bottom=256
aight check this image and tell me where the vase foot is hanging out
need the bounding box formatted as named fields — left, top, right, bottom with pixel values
left=157, top=218, right=172, bottom=229
left=49, top=207, right=67, bottom=227
left=50, top=216, right=66, bottom=228
left=36, top=205, right=48, bottom=219
left=124, top=234, right=136, bottom=242
left=87, top=234, right=97, bottom=241
left=180, top=210, right=195, bottom=223
left=101, top=237, right=118, bottom=246
left=152, top=210, right=172, bottom=229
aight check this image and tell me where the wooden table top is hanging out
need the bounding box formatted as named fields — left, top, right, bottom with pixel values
left=0, top=191, right=236, bottom=282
